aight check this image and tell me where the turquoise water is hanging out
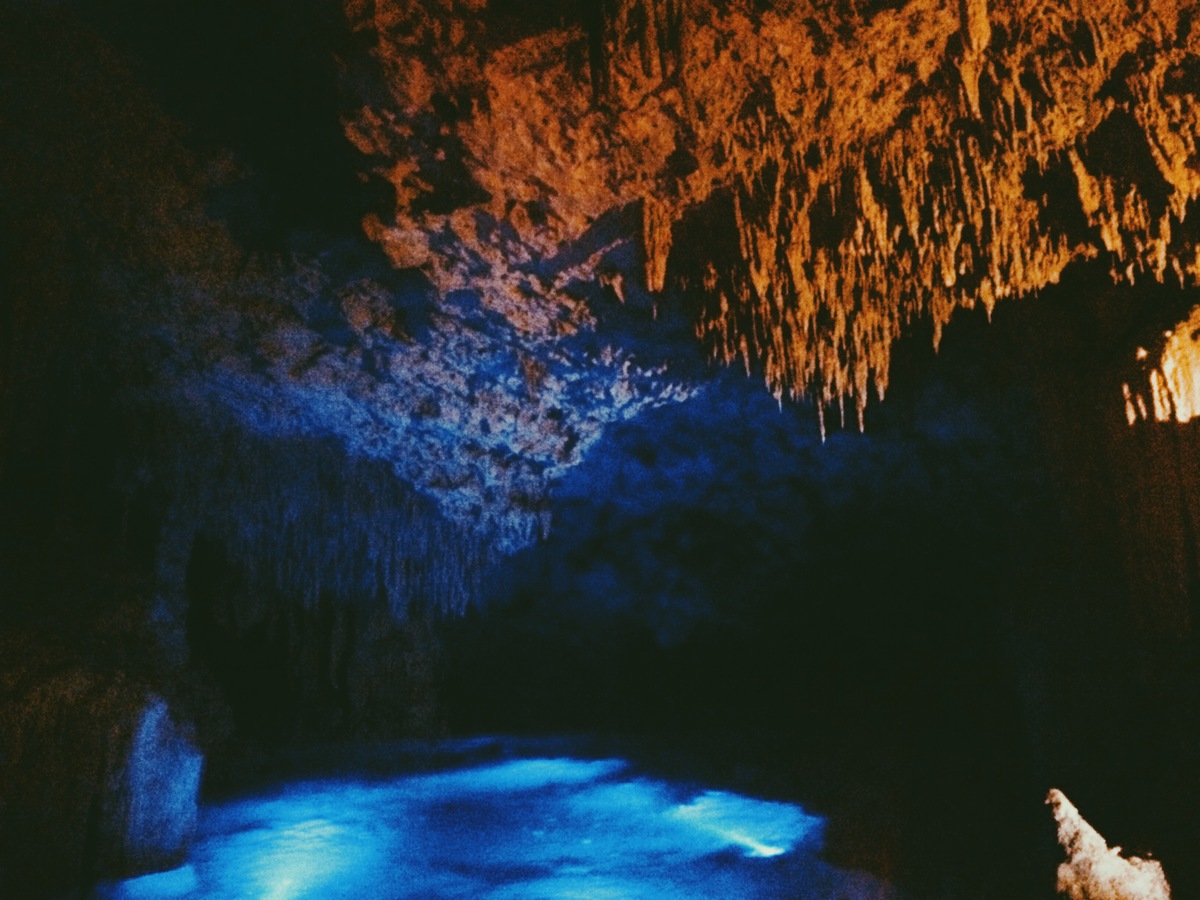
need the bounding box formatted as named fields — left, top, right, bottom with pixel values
left=95, top=753, right=895, bottom=899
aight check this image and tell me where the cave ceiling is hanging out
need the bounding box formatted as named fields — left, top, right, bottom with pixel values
left=328, top=0, right=1200, bottom=547
left=9, top=0, right=1200, bottom=563
left=351, top=0, right=1200, bottom=428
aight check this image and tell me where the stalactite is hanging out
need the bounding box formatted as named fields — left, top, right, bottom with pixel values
left=957, top=0, right=991, bottom=117
left=643, top=195, right=674, bottom=292
left=593, top=0, right=689, bottom=92
left=351, top=0, right=1200, bottom=427
left=146, top=406, right=497, bottom=620
left=688, top=0, right=1200, bottom=421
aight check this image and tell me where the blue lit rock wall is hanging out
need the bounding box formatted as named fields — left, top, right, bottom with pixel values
left=0, top=655, right=201, bottom=896
left=112, top=697, right=204, bottom=873
left=148, top=410, right=478, bottom=744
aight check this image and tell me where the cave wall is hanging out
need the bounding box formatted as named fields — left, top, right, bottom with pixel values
left=990, top=270, right=1200, bottom=892
left=0, top=651, right=202, bottom=897
left=154, top=411, right=484, bottom=748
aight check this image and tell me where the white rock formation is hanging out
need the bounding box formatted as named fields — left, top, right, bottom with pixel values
left=1049, top=788, right=1171, bottom=900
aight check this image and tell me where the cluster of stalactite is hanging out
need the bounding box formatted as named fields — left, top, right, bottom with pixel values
left=589, top=0, right=690, bottom=98
left=145, top=410, right=497, bottom=621
left=352, top=0, right=1200, bottom=431
left=687, top=0, right=1200, bottom=431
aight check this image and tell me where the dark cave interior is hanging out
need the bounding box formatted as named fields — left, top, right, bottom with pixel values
left=4, top=1, right=1200, bottom=898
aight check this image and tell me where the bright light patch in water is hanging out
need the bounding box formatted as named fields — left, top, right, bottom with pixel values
left=96, top=747, right=893, bottom=900
left=99, top=865, right=198, bottom=899
left=671, top=791, right=823, bottom=857
left=247, top=817, right=363, bottom=899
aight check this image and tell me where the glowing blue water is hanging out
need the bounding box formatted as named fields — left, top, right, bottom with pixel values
left=95, top=754, right=894, bottom=899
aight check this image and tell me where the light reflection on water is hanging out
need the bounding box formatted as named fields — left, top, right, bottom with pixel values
left=96, top=753, right=895, bottom=899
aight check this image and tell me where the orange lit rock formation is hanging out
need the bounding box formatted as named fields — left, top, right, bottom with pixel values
left=348, top=0, right=1200, bottom=431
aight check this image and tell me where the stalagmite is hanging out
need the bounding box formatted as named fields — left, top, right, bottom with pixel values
left=1049, top=789, right=1171, bottom=900
left=106, top=697, right=203, bottom=874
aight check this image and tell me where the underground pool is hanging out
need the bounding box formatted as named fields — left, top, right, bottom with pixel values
left=93, top=742, right=898, bottom=899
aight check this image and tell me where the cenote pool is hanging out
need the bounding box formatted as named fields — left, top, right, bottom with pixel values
left=94, top=741, right=898, bottom=899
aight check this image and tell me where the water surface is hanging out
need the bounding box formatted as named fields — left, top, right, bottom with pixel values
left=97, top=746, right=897, bottom=899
